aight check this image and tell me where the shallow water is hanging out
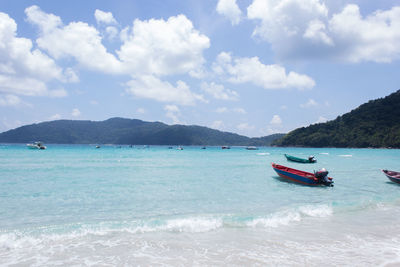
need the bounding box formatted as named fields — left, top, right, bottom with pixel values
left=1, top=144, right=399, bottom=266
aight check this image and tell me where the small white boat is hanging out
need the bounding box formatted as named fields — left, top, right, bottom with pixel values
left=27, top=141, right=46, bottom=150
left=177, top=146, right=183, bottom=150
left=246, top=146, right=258, bottom=150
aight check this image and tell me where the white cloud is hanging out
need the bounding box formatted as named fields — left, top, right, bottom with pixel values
left=94, top=9, right=117, bottom=25
left=50, top=113, right=61, bottom=120
left=201, top=82, right=238, bottom=101
left=247, top=1, right=400, bottom=63
left=237, top=122, right=254, bottom=131
left=64, top=68, right=79, bottom=83
left=118, top=14, right=210, bottom=76
left=126, top=75, right=205, bottom=106
left=270, top=114, right=282, bottom=125
left=247, top=0, right=328, bottom=42
left=300, top=98, right=318, bottom=108
left=304, top=19, right=333, bottom=46
left=105, top=26, right=119, bottom=40
left=25, top=5, right=62, bottom=33
left=0, top=94, right=21, bottom=106
left=216, top=0, right=242, bottom=25
left=26, top=6, right=122, bottom=74
left=316, top=116, right=327, bottom=123
left=24, top=7, right=211, bottom=105
left=90, top=100, right=98, bottom=105
left=211, top=120, right=224, bottom=130
left=213, top=52, right=315, bottom=89
left=329, top=4, right=400, bottom=63
left=71, top=108, right=81, bottom=117
left=280, top=105, right=288, bottom=110
left=0, top=11, right=69, bottom=97
left=164, top=105, right=181, bottom=124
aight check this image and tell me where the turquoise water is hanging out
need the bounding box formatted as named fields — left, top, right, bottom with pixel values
left=1, top=144, right=400, bottom=265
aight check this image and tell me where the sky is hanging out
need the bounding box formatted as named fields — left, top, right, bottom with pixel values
left=0, top=0, right=399, bottom=137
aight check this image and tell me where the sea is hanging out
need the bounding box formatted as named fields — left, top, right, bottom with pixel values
left=1, top=144, right=400, bottom=266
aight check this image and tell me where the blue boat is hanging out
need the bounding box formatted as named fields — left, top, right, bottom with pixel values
left=272, top=163, right=333, bottom=186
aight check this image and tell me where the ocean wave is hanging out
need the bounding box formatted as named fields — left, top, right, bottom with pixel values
left=0, top=205, right=334, bottom=251
left=339, top=154, right=353, bottom=157
left=246, top=205, right=333, bottom=228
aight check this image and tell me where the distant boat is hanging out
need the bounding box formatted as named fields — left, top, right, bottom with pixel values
left=246, top=146, right=258, bottom=150
left=382, top=169, right=400, bottom=184
left=285, top=154, right=316, bottom=163
left=27, top=141, right=46, bottom=150
left=177, top=146, right=183, bottom=150
left=222, top=146, right=230, bottom=149
left=201, top=146, right=206, bottom=149
left=95, top=145, right=101, bottom=149
left=168, top=146, right=173, bottom=149
left=272, top=163, right=333, bottom=186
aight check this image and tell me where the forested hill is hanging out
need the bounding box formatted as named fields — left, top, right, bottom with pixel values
left=0, top=117, right=284, bottom=146
left=273, top=90, right=400, bottom=148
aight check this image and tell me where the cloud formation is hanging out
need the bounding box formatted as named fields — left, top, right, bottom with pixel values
left=0, top=94, right=21, bottom=106
left=118, top=14, right=210, bottom=76
left=126, top=75, right=205, bottom=106
left=270, top=114, right=282, bottom=125
left=0, top=11, right=68, bottom=97
left=201, top=82, right=238, bottom=101
left=24, top=6, right=211, bottom=105
left=164, top=105, right=181, bottom=124
left=216, top=0, right=242, bottom=25
left=71, top=108, right=81, bottom=117
left=213, top=52, right=315, bottom=89
left=247, top=0, right=400, bottom=63
left=95, top=9, right=117, bottom=25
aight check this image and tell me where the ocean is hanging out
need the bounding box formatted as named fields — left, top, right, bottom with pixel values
left=1, top=144, right=400, bottom=266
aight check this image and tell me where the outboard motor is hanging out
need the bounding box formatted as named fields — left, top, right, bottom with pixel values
left=315, top=168, right=333, bottom=186
left=308, top=156, right=316, bottom=163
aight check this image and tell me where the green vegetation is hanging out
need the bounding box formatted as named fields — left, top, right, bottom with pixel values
left=0, top=117, right=284, bottom=146
left=273, top=90, right=400, bottom=148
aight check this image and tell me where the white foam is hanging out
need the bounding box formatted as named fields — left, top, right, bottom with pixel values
left=247, top=205, right=333, bottom=228
left=298, top=205, right=333, bottom=217
left=162, top=217, right=223, bottom=233
left=339, top=154, right=352, bottom=157
left=247, top=211, right=301, bottom=228
left=116, top=217, right=223, bottom=234
left=319, top=152, right=329, bottom=155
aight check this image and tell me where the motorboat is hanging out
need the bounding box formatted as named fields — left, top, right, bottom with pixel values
left=382, top=169, right=400, bottom=184
left=285, top=154, right=316, bottom=163
left=27, top=141, right=46, bottom=150
left=272, top=163, right=333, bottom=186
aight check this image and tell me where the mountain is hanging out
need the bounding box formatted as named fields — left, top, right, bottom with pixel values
left=273, top=90, right=400, bottom=148
left=0, top=117, right=284, bottom=146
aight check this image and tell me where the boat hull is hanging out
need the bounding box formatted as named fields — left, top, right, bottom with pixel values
left=272, top=163, right=332, bottom=186
left=285, top=154, right=316, bottom=163
left=382, top=170, right=400, bottom=184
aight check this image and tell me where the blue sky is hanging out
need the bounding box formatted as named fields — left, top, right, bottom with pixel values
left=0, top=0, right=399, bottom=137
